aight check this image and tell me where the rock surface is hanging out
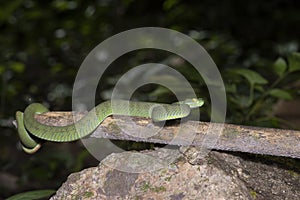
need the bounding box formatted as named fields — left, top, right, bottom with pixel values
left=50, top=148, right=300, bottom=200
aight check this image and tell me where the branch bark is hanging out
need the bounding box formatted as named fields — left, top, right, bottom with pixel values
left=30, top=111, right=300, bottom=158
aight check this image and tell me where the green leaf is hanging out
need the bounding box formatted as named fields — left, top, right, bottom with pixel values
left=269, top=89, right=293, bottom=100
left=163, top=0, right=180, bottom=10
left=0, top=65, right=5, bottom=74
left=273, top=57, right=287, bottom=76
left=6, top=190, right=55, bottom=200
left=0, top=0, right=23, bottom=24
left=10, top=62, right=25, bottom=73
left=254, top=85, right=264, bottom=92
left=225, top=83, right=236, bottom=93
left=229, top=95, right=250, bottom=108
left=230, top=68, right=268, bottom=86
left=287, top=52, right=300, bottom=72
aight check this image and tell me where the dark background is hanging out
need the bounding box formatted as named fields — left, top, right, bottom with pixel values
left=1, top=0, right=300, bottom=198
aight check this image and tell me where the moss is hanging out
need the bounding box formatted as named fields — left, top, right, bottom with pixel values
left=169, top=163, right=177, bottom=169
left=83, top=191, right=94, bottom=198
left=71, top=194, right=80, bottom=200
left=288, top=170, right=299, bottom=177
left=164, top=175, right=172, bottom=181
left=151, top=186, right=166, bottom=193
left=206, top=155, right=215, bottom=164
left=141, top=182, right=151, bottom=192
left=249, top=190, right=257, bottom=199
left=160, top=169, right=168, bottom=175
left=140, top=182, right=166, bottom=193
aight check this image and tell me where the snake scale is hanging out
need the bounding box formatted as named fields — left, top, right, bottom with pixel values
left=16, top=98, right=204, bottom=153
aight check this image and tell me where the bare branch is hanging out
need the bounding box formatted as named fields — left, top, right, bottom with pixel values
left=15, top=111, right=300, bottom=158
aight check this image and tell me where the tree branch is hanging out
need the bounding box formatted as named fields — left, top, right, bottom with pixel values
left=20, top=111, right=300, bottom=158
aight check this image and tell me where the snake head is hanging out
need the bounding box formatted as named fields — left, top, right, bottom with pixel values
left=176, top=98, right=204, bottom=108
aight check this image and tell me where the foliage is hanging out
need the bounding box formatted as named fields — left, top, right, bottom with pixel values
left=6, top=189, right=55, bottom=200
left=225, top=52, right=300, bottom=127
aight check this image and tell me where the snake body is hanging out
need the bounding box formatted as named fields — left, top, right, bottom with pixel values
left=16, top=98, right=204, bottom=153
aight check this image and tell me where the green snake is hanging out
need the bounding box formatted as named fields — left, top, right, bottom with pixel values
left=16, top=98, right=204, bottom=154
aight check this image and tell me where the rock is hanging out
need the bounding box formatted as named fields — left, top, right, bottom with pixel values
left=50, top=148, right=300, bottom=200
